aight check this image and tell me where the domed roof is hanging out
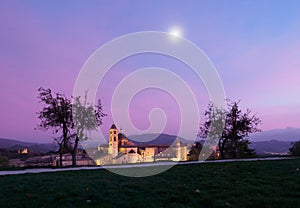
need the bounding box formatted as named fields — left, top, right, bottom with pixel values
left=110, top=124, right=117, bottom=129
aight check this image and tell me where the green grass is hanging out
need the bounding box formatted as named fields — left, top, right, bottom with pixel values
left=0, top=159, right=300, bottom=208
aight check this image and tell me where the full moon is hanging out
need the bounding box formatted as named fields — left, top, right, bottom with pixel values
left=169, top=28, right=182, bottom=37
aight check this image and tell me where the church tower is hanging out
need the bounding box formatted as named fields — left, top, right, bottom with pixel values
left=174, top=139, right=181, bottom=161
left=108, top=124, right=119, bottom=157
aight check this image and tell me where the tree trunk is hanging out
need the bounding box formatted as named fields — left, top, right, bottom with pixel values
left=59, top=152, right=63, bottom=167
left=71, top=135, right=80, bottom=167
left=218, top=139, right=224, bottom=159
left=233, top=137, right=237, bottom=159
left=219, top=138, right=227, bottom=159
left=71, top=151, right=77, bottom=167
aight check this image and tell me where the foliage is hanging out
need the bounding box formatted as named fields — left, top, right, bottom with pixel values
left=0, top=156, right=9, bottom=167
left=37, top=87, right=73, bottom=166
left=199, top=100, right=261, bottom=159
left=290, top=141, right=300, bottom=156
left=0, top=159, right=299, bottom=207
left=37, top=87, right=106, bottom=166
left=188, top=142, right=203, bottom=161
left=70, top=95, right=107, bottom=166
left=199, top=103, right=226, bottom=146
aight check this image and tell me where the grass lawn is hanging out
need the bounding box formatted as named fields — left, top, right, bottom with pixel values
left=0, top=159, right=299, bottom=208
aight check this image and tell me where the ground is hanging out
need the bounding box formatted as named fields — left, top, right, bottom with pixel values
left=0, top=158, right=299, bottom=207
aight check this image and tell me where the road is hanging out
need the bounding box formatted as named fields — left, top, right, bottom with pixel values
left=0, top=157, right=294, bottom=176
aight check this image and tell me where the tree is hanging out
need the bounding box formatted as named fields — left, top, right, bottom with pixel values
left=290, top=141, right=300, bottom=156
left=199, top=102, right=226, bottom=147
left=37, top=87, right=73, bottom=166
left=0, top=156, right=9, bottom=167
left=37, top=87, right=107, bottom=167
left=188, top=142, right=203, bottom=161
left=199, top=100, right=261, bottom=159
left=70, top=95, right=107, bottom=166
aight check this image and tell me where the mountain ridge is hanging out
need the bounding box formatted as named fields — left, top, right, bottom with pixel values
left=128, top=133, right=191, bottom=145
left=1, top=127, right=299, bottom=154
left=249, top=127, right=300, bottom=142
left=0, top=138, right=56, bottom=153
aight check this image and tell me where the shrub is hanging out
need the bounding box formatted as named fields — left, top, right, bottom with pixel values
left=0, top=156, right=9, bottom=167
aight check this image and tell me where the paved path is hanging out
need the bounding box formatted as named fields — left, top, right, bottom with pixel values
left=0, top=157, right=294, bottom=176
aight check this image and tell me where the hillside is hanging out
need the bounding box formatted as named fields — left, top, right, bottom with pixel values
left=0, top=138, right=56, bottom=153
left=249, top=127, right=300, bottom=142
left=0, top=159, right=299, bottom=207
left=1, top=127, right=299, bottom=155
left=0, top=138, right=35, bottom=149
left=128, top=133, right=192, bottom=146
left=127, top=133, right=294, bottom=155
left=249, top=140, right=292, bottom=155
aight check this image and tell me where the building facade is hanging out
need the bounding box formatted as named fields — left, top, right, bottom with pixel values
left=95, top=124, right=188, bottom=165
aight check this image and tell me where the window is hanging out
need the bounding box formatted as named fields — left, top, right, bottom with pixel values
left=114, top=137, right=116, bottom=141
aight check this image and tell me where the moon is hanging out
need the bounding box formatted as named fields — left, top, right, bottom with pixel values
left=169, top=28, right=182, bottom=37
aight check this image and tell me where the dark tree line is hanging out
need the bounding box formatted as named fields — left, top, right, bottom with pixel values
left=37, top=87, right=107, bottom=166
left=198, top=100, right=261, bottom=159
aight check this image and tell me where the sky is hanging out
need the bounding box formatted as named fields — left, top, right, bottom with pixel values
left=1, top=0, right=300, bottom=143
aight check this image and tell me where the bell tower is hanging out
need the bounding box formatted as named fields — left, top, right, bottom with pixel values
left=108, top=124, right=119, bottom=157
left=175, top=139, right=181, bottom=161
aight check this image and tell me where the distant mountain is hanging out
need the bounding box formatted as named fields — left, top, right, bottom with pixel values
left=0, top=138, right=35, bottom=149
left=0, top=138, right=56, bottom=153
left=27, top=143, right=57, bottom=153
left=1, top=127, right=299, bottom=155
left=128, top=133, right=293, bottom=156
left=128, top=133, right=192, bottom=146
left=250, top=140, right=292, bottom=155
left=249, top=127, right=300, bottom=142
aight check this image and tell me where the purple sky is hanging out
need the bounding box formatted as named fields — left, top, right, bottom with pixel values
left=1, top=0, right=300, bottom=143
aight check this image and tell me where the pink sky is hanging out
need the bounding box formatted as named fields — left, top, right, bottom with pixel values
left=0, top=1, right=300, bottom=142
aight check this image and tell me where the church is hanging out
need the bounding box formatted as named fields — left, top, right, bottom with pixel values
left=94, top=124, right=188, bottom=165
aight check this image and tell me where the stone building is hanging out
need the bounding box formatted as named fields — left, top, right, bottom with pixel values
left=95, top=124, right=188, bottom=165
